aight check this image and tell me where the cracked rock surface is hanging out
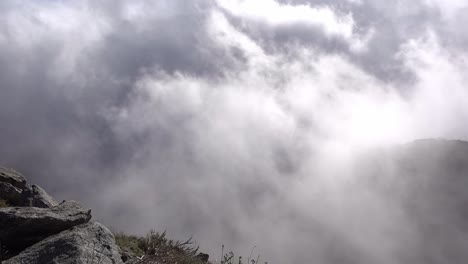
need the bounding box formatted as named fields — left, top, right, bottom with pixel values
left=0, top=200, right=92, bottom=256
left=4, top=222, right=123, bottom=264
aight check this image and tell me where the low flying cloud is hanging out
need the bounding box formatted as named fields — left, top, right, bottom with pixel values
left=1, top=0, right=468, bottom=263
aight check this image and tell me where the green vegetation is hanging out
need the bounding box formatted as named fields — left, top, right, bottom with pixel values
left=0, top=199, right=9, bottom=208
left=115, top=233, right=145, bottom=257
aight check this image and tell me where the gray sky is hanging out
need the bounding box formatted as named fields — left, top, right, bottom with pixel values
left=1, top=0, right=468, bottom=263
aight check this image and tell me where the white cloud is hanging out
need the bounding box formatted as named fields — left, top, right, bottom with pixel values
left=216, top=0, right=355, bottom=39
left=215, top=0, right=376, bottom=53
left=207, top=11, right=268, bottom=65
left=2, top=1, right=468, bottom=263
left=101, top=32, right=468, bottom=261
left=399, top=32, right=468, bottom=139
left=424, top=0, right=468, bottom=19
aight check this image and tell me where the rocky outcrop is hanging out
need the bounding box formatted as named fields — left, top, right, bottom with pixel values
left=4, top=222, right=123, bottom=264
left=0, top=167, right=26, bottom=189
left=0, top=168, right=27, bottom=206
left=0, top=166, right=210, bottom=264
left=0, top=182, right=23, bottom=205
left=25, top=184, right=59, bottom=208
left=0, top=200, right=92, bottom=256
left=0, top=167, right=57, bottom=208
left=0, top=167, right=123, bottom=264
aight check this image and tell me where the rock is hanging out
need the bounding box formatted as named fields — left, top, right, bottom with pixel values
left=196, top=252, right=210, bottom=263
left=24, top=184, right=59, bottom=208
left=0, top=200, right=91, bottom=256
left=0, top=167, right=26, bottom=189
left=0, top=167, right=57, bottom=208
left=0, top=182, right=23, bottom=206
left=119, top=248, right=139, bottom=263
left=0, top=183, right=58, bottom=208
left=30, top=185, right=58, bottom=208
left=119, top=249, right=132, bottom=263
left=4, top=222, right=124, bottom=264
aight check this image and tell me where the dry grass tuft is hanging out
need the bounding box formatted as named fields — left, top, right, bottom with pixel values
left=116, top=230, right=206, bottom=264
left=0, top=199, right=9, bottom=208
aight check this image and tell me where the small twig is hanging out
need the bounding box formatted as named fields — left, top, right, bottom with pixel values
left=248, top=246, right=256, bottom=263
left=221, top=244, right=224, bottom=264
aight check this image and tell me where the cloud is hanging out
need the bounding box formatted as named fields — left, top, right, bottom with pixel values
left=424, top=0, right=468, bottom=19
left=215, top=0, right=375, bottom=54
left=216, top=0, right=355, bottom=38
left=1, top=0, right=468, bottom=263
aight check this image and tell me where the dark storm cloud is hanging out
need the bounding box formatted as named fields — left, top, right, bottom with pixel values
left=93, top=0, right=236, bottom=78
left=0, top=0, right=233, bottom=192
left=1, top=0, right=468, bottom=263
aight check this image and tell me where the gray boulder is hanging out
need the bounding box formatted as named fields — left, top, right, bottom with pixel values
left=0, top=167, right=26, bottom=189
left=0, top=181, right=23, bottom=205
left=0, top=167, right=57, bottom=208
left=196, top=253, right=210, bottom=263
left=5, top=222, right=124, bottom=264
left=0, top=200, right=91, bottom=256
left=22, top=184, right=59, bottom=208
left=30, top=185, right=58, bottom=207
left=119, top=248, right=139, bottom=264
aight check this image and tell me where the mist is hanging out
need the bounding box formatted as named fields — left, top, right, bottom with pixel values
left=1, top=0, right=468, bottom=263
